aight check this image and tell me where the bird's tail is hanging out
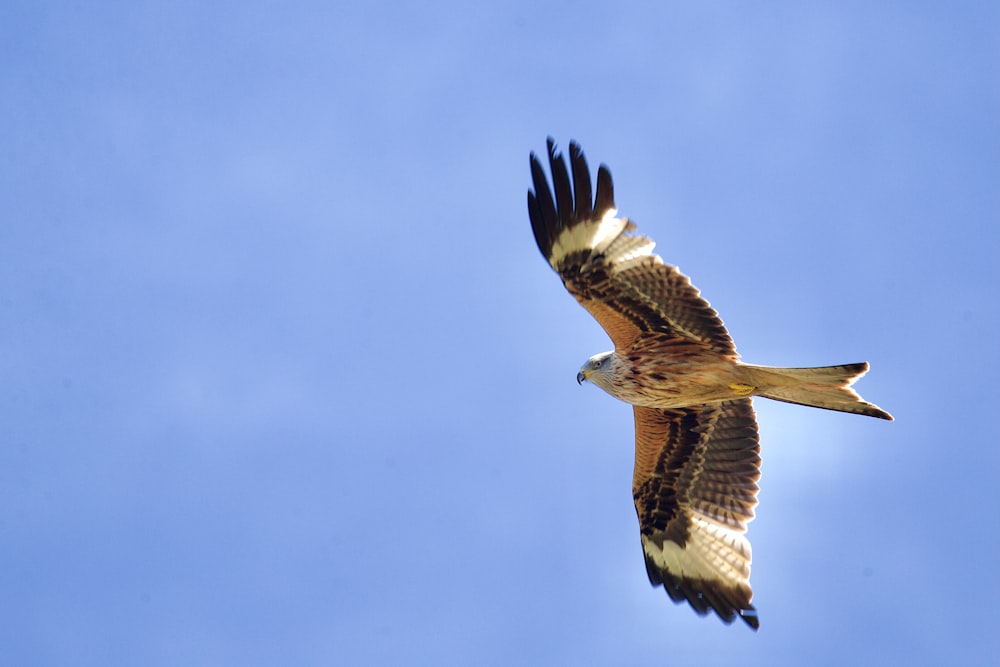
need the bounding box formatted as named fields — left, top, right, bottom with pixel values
left=742, top=362, right=893, bottom=420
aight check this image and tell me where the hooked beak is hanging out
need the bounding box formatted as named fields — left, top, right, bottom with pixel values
left=577, top=370, right=588, bottom=385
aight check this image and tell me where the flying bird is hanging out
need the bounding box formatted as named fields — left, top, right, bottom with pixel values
left=527, top=138, right=892, bottom=630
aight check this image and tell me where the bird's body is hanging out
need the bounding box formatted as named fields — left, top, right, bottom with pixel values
left=527, top=138, right=891, bottom=630
left=582, top=338, right=749, bottom=409
left=584, top=338, right=887, bottom=417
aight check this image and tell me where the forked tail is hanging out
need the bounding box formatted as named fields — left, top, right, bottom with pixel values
left=743, top=362, right=893, bottom=420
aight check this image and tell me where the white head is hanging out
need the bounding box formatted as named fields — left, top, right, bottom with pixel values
left=577, top=351, right=615, bottom=387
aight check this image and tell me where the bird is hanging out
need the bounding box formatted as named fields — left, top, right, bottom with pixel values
left=527, top=138, right=892, bottom=630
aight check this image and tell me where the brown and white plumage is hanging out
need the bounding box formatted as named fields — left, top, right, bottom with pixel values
left=527, top=138, right=891, bottom=630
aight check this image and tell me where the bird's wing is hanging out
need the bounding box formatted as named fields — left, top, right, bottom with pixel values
left=528, top=138, right=735, bottom=354
left=632, top=399, right=762, bottom=629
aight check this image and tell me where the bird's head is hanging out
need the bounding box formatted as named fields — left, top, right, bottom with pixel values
left=577, top=351, right=615, bottom=385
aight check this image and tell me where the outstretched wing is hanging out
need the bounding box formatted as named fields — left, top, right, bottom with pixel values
left=528, top=138, right=735, bottom=355
left=632, top=399, right=762, bottom=629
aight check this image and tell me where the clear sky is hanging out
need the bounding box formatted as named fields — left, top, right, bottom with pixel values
left=2, top=2, right=997, bottom=665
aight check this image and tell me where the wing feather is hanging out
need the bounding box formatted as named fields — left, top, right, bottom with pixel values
left=528, top=139, right=735, bottom=354
left=570, top=142, right=593, bottom=220
left=632, top=400, right=762, bottom=629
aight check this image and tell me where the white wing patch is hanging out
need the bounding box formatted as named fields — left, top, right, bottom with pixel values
left=548, top=209, right=625, bottom=268
left=606, top=232, right=657, bottom=269
left=642, top=516, right=752, bottom=586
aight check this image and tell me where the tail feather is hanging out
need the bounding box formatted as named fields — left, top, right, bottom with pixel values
left=743, top=362, right=893, bottom=421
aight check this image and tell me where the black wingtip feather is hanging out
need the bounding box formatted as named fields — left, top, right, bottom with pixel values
left=654, top=570, right=759, bottom=630
left=740, top=608, right=760, bottom=631
left=528, top=150, right=558, bottom=260
left=569, top=141, right=593, bottom=221
left=527, top=191, right=549, bottom=261
left=527, top=138, right=616, bottom=263
left=547, top=140, right=574, bottom=226
left=595, top=164, right=615, bottom=215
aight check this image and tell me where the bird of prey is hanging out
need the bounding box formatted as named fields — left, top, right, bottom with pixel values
left=527, top=138, right=892, bottom=630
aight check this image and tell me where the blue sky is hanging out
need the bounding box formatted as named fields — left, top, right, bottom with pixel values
left=2, top=2, right=997, bottom=665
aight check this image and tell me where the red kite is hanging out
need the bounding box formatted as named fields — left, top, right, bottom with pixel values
left=528, top=139, right=892, bottom=629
